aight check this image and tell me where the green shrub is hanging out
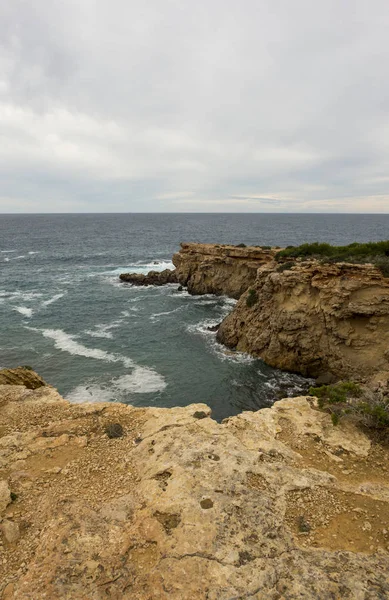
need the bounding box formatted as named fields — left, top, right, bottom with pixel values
left=277, top=261, right=295, bottom=273
left=236, top=243, right=246, bottom=248
left=246, top=289, right=258, bottom=308
left=373, top=256, right=389, bottom=277
left=310, top=381, right=389, bottom=429
left=355, top=400, right=389, bottom=428
left=331, top=412, right=340, bottom=426
left=275, top=240, right=389, bottom=265
left=261, top=245, right=272, bottom=250
left=309, top=382, right=362, bottom=407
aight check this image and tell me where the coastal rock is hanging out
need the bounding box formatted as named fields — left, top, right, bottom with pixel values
left=217, top=260, right=389, bottom=379
left=119, top=268, right=177, bottom=286
left=0, top=367, right=47, bottom=390
left=172, top=242, right=276, bottom=298
left=1, top=371, right=389, bottom=598
left=0, top=479, right=11, bottom=513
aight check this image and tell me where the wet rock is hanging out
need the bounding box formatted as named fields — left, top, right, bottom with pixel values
left=119, top=269, right=177, bottom=286
left=206, top=323, right=220, bottom=332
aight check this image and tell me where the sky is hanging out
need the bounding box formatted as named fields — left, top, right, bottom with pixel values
left=1, top=0, right=389, bottom=213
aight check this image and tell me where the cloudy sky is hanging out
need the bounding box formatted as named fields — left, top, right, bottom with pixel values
left=1, top=0, right=389, bottom=213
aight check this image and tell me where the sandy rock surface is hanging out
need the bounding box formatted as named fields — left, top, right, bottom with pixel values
left=217, top=260, right=389, bottom=380
left=1, top=370, right=389, bottom=598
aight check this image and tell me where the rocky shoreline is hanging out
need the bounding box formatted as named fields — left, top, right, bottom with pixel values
left=1, top=242, right=389, bottom=597
left=1, top=367, right=389, bottom=598
left=121, top=242, right=389, bottom=385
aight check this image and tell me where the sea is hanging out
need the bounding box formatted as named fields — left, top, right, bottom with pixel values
left=1, top=213, right=388, bottom=421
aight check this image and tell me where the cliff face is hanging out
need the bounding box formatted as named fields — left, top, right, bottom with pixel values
left=172, top=243, right=276, bottom=298
left=217, top=260, right=389, bottom=380
left=1, top=369, right=389, bottom=599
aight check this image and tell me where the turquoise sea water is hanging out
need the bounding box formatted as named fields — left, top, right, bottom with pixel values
left=1, top=213, right=388, bottom=420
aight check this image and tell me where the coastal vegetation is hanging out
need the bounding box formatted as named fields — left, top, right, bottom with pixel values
left=310, top=382, right=389, bottom=429
left=246, top=288, right=258, bottom=307
left=276, top=240, right=389, bottom=276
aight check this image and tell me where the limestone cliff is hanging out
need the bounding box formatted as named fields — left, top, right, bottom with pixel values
left=1, top=369, right=389, bottom=599
left=172, top=243, right=276, bottom=298
left=217, top=260, right=389, bottom=380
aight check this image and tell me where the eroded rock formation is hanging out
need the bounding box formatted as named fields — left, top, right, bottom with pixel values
left=0, top=367, right=47, bottom=390
left=172, top=243, right=276, bottom=298
left=217, top=260, right=389, bottom=380
left=119, top=243, right=276, bottom=298
left=1, top=370, right=389, bottom=598
left=119, top=269, right=178, bottom=286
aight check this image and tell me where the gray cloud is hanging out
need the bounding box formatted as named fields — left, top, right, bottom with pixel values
left=1, top=0, right=389, bottom=212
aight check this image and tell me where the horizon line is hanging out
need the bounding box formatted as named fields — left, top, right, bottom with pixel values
left=1, top=212, right=389, bottom=216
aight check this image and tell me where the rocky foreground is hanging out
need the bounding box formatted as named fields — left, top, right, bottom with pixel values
left=1, top=368, right=389, bottom=599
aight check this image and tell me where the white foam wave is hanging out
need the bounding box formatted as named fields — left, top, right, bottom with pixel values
left=102, top=260, right=174, bottom=277
left=84, top=316, right=126, bottom=339
left=150, top=306, right=186, bottom=320
left=1, top=250, right=16, bottom=253
left=11, top=255, right=26, bottom=260
left=186, top=319, right=255, bottom=364
left=66, top=367, right=166, bottom=403
left=14, top=306, right=33, bottom=318
left=115, top=368, right=167, bottom=393
left=3, top=257, right=9, bottom=262
left=28, top=251, right=40, bottom=255
left=42, top=293, right=65, bottom=307
left=66, top=384, right=116, bottom=404
left=84, top=329, right=114, bottom=339
left=29, top=327, right=135, bottom=368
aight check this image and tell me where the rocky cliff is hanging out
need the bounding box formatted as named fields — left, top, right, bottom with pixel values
left=217, top=260, right=389, bottom=381
left=1, top=368, right=389, bottom=599
left=172, top=243, right=276, bottom=298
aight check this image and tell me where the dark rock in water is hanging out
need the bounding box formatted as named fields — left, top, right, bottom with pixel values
left=0, top=367, right=47, bottom=389
left=119, top=269, right=178, bottom=286
left=206, top=323, right=220, bottom=332
left=177, top=285, right=183, bottom=291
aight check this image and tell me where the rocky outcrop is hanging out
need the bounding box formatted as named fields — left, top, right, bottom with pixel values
left=217, top=260, right=389, bottom=380
left=172, top=243, right=276, bottom=298
left=1, top=370, right=389, bottom=598
left=0, top=367, right=47, bottom=390
left=119, top=269, right=177, bottom=286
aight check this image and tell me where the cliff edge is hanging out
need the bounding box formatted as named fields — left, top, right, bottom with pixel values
left=1, top=369, right=389, bottom=599
left=217, top=260, right=389, bottom=381
left=172, top=242, right=276, bottom=298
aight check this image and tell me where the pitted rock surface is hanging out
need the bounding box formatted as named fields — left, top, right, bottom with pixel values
left=1, top=372, right=389, bottom=598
